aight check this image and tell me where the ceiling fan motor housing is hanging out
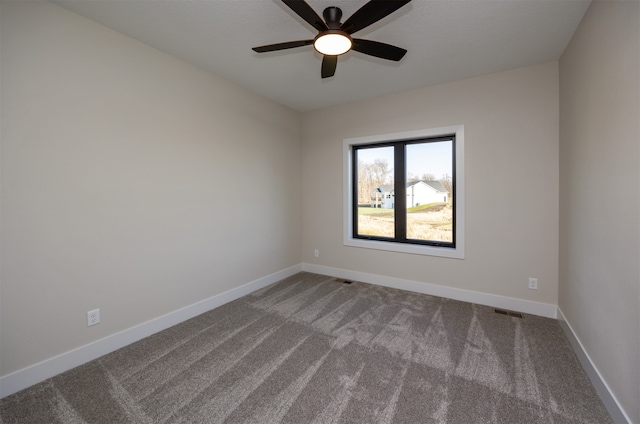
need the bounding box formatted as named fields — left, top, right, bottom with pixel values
left=323, top=6, right=343, bottom=29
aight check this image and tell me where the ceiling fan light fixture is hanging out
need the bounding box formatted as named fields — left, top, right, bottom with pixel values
left=314, top=31, right=352, bottom=56
left=252, top=0, right=412, bottom=78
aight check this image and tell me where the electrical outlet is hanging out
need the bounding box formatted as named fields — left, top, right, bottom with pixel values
left=87, top=309, right=100, bottom=326
left=314, top=249, right=319, bottom=258
left=528, top=278, right=538, bottom=290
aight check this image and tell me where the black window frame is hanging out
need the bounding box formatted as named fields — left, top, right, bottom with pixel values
left=351, top=135, right=456, bottom=248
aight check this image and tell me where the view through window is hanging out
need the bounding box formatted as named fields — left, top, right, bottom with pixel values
left=352, top=136, right=455, bottom=247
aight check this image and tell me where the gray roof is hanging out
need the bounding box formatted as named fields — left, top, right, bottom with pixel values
left=423, top=180, right=447, bottom=192
left=376, top=185, right=395, bottom=193
left=377, top=181, right=447, bottom=193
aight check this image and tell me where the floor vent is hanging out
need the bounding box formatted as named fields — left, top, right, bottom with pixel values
left=495, top=309, right=524, bottom=318
left=335, top=279, right=353, bottom=285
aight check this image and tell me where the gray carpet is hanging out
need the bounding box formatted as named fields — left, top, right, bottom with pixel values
left=0, top=272, right=612, bottom=423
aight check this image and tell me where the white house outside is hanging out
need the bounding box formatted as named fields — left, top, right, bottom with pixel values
left=371, top=181, right=448, bottom=209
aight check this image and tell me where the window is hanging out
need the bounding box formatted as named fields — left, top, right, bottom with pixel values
left=343, top=126, right=464, bottom=259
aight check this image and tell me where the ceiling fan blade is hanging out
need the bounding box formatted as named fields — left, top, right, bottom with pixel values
left=252, top=39, right=313, bottom=53
left=282, top=0, right=328, bottom=32
left=352, top=38, right=407, bottom=61
left=321, top=55, right=338, bottom=78
left=341, top=0, right=411, bottom=34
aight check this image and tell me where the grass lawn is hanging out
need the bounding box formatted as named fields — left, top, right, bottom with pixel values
left=357, top=207, right=394, bottom=215
left=358, top=202, right=446, bottom=215
left=356, top=202, right=453, bottom=242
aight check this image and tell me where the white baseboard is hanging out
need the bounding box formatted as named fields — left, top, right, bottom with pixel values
left=557, top=308, right=630, bottom=424
left=302, top=263, right=558, bottom=318
left=0, top=264, right=302, bottom=399
left=5, top=261, right=621, bottom=424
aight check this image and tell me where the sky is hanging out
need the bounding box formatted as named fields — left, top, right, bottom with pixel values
left=356, top=140, right=453, bottom=181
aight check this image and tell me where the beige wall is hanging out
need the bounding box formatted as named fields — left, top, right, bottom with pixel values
left=3, top=2, right=637, bottom=418
left=302, top=62, right=560, bottom=305
left=0, top=1, right=302, bottom=376
left=559, top=1, right=640, bottom=421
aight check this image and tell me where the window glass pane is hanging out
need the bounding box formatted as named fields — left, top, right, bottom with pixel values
left=405, top=141, right=453, bottom=243
left=356, top=146, right=394, bottom=238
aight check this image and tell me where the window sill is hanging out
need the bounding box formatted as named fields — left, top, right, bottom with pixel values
left=344, top=236, right=464, bottom=259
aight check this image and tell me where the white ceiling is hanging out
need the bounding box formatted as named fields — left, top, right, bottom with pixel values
left=51, top=0, right=591, bottom=112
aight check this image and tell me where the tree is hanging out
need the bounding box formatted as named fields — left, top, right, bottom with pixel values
left=357, top=159, right=372, bottom=205
left=370, top=159, right=391, bottom=187
left=407, top=172, right=420, bottom=182
left=357, top=158, right=391, bottom=205
left=439, top=173, right=453, bottom=199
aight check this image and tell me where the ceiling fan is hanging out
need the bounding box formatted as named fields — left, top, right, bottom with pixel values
left=252, top=0, right=412, bottom=78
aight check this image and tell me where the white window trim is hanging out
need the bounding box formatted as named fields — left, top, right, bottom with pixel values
left=343, top=125, right=465, bottom=259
